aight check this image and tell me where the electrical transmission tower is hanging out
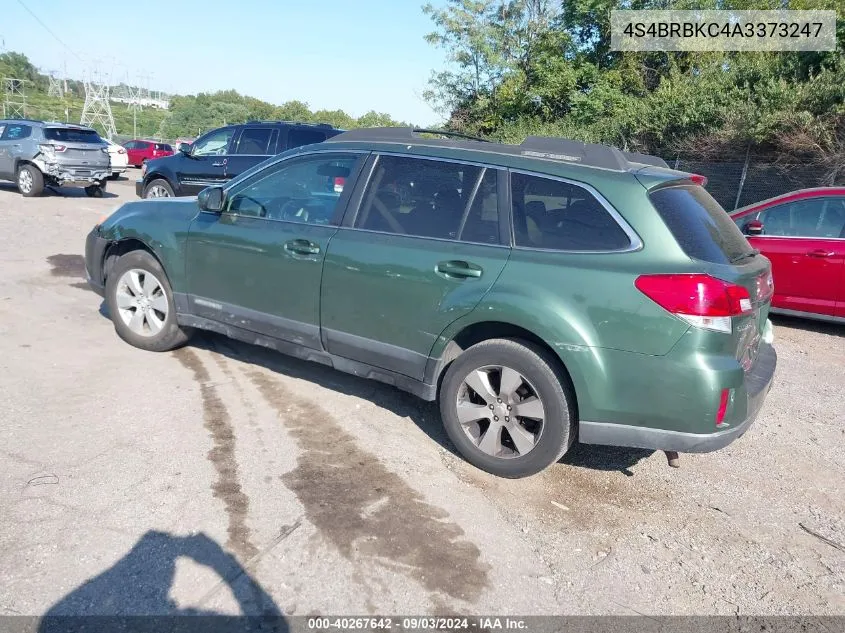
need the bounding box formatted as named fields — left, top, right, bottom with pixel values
left=80, top=67, right=116, bottom=139
left=47, top=71, right=64, bottom=98
left=3, top=78, right=28, bottom=118
left=127, top=77, right=144, bottom=138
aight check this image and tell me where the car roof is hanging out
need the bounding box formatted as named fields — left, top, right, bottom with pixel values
left=323, top=127, right=681, bottom=178
left=0, top=118, right=97, bottom=132
left=730, top=186, right=845, bottom=215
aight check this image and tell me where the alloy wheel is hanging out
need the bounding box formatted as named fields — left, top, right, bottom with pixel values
left=115, top=269, right=169, bottom=337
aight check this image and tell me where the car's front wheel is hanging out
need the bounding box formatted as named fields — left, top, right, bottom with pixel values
left=105, top=250, right=192, bottom=352
left=17, top=164, right=44, bottom=197
left=439, top=338, right=575, bottom=478
left=144, top=179, right=174, bottom=198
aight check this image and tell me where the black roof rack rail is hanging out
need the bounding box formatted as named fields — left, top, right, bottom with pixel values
left=244, top=120, right=337, bottom=128
left=326, top=127, right=670, bottom=172
left=326, top=127, right=490, bottom=144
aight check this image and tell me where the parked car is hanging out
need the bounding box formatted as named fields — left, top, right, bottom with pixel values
left=104, top=138, right=128, bottom=179
left=173, top=137, right=195, bottom=150
left=87, top=128, right=777, bottom=478
left=0, top=119, right=110, bottom=197
left=730, top=187, right=845, bottom=322
left=136, top=121, right=342, bottom=198
left=123, top=139, right=174, bottom=167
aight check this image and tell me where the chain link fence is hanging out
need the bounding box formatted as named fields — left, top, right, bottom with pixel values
left=665, top=154, right=844, bottom=210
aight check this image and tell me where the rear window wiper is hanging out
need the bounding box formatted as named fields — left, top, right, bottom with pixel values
left=730, top=249, right=760, bottom=264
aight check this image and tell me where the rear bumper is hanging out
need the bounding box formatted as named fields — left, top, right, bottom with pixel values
left=579, top=341, right=777, bottom=453
left=38, top=159, right=110, bottom=185
left=84, top=228, right=109, bottom=297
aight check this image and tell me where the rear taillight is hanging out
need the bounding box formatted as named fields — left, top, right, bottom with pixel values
left=118, top=148, right=126, bottom=154
left=40, top=143, right=66, bottom=153
left=690, top=174, right=708, bottom=186
left=756, top=269, right=774, bottom=302
left=635, top=274, right=753, bottom=334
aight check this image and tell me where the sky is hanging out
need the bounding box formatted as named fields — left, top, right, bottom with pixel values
left=0, top=0, right=449, bottom=125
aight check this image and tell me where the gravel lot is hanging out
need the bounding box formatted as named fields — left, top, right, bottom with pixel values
left=0, top=172, right=843, bottom=617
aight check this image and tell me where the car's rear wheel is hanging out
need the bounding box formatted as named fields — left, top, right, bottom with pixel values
left=105, top=250, right=192, bottom=352
left=439, top=338, right=575, bottom=478
left=85, top=184, right=105, bottom=197
left=17, top=164, right=44, bottom=197
left=144, top=179, right=174, bottom=198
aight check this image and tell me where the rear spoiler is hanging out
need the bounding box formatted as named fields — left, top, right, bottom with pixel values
left=623, top=151, right=669, bottom=168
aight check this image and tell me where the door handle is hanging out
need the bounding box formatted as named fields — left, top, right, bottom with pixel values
left=806, top=249, right=836, bottom=258
left=435, top=260, right=483, bottom=279
left=212, top=158, right=228, bottom=167
left=284, top=239, right=320, bottom=255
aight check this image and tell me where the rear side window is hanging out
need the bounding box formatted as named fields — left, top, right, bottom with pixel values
left=511, top=172, right=631, bottom=251
left=355, top=155, right=500, bottom=244
left=234, top=128, right=274, bottom=155
left=43, top=128, right=102, bottom=143
left=2, top=124, right=31, bottom=140
left=287, top=128, right=327, bottom=150
left=650, top=184, right=754, bottom=264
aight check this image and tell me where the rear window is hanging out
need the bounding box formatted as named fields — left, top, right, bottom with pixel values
left=287, top=128, right=327, bottom=150
left=649, top=184, right=755, bottom=265
left=43, top=128, right=103, bottom=143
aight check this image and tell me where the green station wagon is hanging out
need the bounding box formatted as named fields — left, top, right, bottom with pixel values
left=85, top=128, right=777, bottom=478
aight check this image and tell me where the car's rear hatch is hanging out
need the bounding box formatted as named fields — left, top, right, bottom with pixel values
left=43, top=127, right=110, bottom=169
left=643, top=176, right=773, bottom=371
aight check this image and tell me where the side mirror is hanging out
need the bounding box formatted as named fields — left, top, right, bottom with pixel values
left=197, top=186, right=224, bottom=213
left=744, top=219, right=764, bottom=236
left=178, top=142, right=192, bottom=155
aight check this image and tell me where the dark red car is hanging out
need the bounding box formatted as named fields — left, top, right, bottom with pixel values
left=730, top=187, right=845, bottom=322
left=122, top=139, right=174, bottom=167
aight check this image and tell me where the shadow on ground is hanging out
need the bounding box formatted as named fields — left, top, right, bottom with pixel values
left=38, top=531, right=286, bottom=632
left=0, top=182, right=118, bottom=198
left=190, top=332, right=652, bottom=476
left=770, top=313, right=843, bottom=338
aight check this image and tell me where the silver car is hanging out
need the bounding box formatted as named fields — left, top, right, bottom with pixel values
left=0, top=119, right=111, bottom=197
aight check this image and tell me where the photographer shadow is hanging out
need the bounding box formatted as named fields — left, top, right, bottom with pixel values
left=38, top=530, right=287, bottom=632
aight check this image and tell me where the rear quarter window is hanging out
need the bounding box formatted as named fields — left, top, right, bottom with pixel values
left=649, top=184, right=754, bottom=265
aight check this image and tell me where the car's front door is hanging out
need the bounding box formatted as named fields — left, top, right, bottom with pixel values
left=320, top=154, right=510, bottom=380
left=184, top=150, right=365, bottom=347
left=0, top=123, right=12, bottom=178
left=222, top=126, right=277, bottom=182
left=750, top=196, right=845, bottom=317
left=178, top=127, right=237, bottom=196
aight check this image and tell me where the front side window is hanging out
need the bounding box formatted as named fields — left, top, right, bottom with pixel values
left=512, top=172, right=631, bottom=251
left=192, top=128, right=234, bottom=156
left=758, top=198, right=845, bottom=238
left=225, top=153, right=358, bottom=224
left=234, top=127, right=274, bottom=155
left=355, top=155, right=500, bottom=243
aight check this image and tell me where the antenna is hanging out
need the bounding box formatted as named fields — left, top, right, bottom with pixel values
left=2, top=77, right=27, bottom=118
left=80, top=62, right=116, bottom=139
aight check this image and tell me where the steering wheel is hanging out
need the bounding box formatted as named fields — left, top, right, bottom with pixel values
left=278, top=199, right=310, bottom=223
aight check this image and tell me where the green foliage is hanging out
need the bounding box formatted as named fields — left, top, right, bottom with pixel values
left=423, top=0, right=845, bottom=164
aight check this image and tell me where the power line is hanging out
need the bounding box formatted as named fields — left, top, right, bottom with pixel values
left=14, top=0, right=83, bottom=62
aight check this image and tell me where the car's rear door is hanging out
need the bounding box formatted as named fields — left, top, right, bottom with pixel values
left=750, top=197, right=845, bottom=317
left=178, top=127, right=237, bottom=195
left=320, top=153, right=510, bottom=381
left=222, top=125, right=277, bottom=182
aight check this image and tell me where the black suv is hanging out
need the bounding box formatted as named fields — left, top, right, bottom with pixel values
left=136, top=121, right=342, bottom=198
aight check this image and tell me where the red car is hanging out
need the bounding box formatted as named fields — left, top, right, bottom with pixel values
left=730, top=187, right=845, bottom=322
left=122, top=139, right=174, bottom=167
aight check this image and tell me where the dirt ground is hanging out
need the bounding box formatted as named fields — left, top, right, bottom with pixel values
left=0, top=171, right=843, bottom=617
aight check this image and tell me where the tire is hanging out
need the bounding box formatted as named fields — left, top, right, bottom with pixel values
left=105, top=250, right=192, bottom=352
left=439, top=338, right=576, bottom=478
left=17, top=164, right=44, bottom=197
left=85, top=185, right=104, bottom=198
left=143, top=178, right=174, bottom=198
left=108, top=173, right=120, bottom=181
